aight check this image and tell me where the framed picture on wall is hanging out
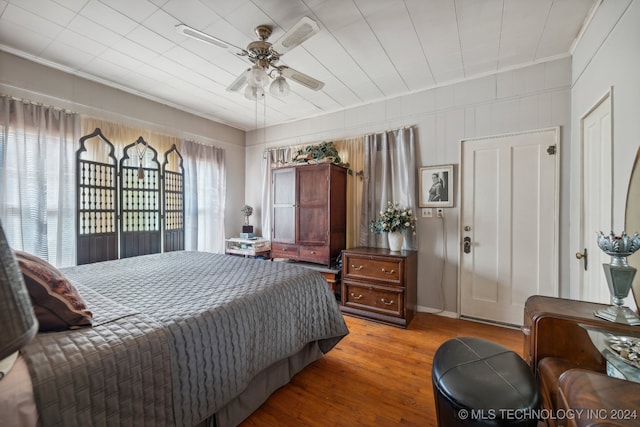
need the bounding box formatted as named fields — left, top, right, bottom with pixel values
left=419, top=164, right=455, bottom=208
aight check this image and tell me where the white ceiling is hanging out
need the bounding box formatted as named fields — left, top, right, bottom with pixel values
left=0, top=0, right=598, bottom=131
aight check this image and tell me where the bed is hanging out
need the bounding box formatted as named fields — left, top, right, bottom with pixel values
left=2, top=251, right=349, bottom=427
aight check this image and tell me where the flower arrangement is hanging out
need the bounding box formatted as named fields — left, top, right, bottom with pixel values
left=369, top=201, right=417, bottom=235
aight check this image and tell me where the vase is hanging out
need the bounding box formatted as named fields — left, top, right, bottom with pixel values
left=388, top=231, right=404, bottom=251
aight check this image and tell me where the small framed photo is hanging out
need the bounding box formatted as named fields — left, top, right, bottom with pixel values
left=419, top=164, right=454, bottom=208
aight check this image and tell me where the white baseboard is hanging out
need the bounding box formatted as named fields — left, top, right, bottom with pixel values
left=417, top=305, right=458, bottom=318
left=416, top=307, right=521, bottom=330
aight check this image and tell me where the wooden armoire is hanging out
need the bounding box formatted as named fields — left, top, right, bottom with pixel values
left=271, top=163, right=347, bottom=267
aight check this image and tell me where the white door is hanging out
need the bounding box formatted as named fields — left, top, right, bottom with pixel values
left=579, top=92, right=612, bottom=303
left=460, top=128, right=559, bottom=326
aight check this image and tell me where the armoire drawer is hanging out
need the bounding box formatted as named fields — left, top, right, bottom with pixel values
left=271, top=242, right=299, bottom=258
left=298, top=245, right=329, bottom=261
left=343, top=253, right=403, bottom=284
left=342, top=280, right=404, bottom=318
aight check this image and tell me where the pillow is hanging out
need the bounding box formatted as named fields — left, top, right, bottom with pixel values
left=14, top=251, right=92, bottom=332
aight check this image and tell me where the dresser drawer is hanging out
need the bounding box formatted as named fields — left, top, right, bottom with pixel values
left=342, top=280, right=404, bottom=317
left=271, top=242, right=299, bottom=258
left=343, top=254, right=403, bottom=284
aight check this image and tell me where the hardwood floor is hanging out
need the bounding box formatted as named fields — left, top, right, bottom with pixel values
left=241, top=312, right=524, bottom=427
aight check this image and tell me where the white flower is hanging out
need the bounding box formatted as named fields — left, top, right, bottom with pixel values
left=369, top=201, right=417, bottom=235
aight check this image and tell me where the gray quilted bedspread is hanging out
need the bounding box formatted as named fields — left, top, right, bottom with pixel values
left=22, top=251, right=348, bottom=427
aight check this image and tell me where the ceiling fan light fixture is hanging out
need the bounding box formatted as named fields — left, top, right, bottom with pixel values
left=244, top=84, right=264, bottom=100
left=269, top=76, right=290, bottom=97
left=248, top=65, right=269, bottom=88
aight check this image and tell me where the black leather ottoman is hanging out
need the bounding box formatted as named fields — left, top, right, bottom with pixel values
left=432, top=337, right=539, bottom=426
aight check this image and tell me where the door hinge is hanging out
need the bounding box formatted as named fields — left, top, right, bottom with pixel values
left=546, top=145, right=557, bottom=155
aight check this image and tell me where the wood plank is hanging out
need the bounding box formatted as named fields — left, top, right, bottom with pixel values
left=241, top=312, right=524, bottom=426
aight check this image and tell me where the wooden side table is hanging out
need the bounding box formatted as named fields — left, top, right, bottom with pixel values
left=269, top=257, right=342, bottom=297
left=524, top=296, right=640, bottom=427
left=523, top=295, right=640, bottom=376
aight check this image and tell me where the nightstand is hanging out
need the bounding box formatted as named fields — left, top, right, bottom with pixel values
left=225, top=237, right=271, bottom=259
left=340, top=247, right=417, bottom=328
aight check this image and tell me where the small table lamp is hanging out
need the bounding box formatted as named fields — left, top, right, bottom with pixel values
left=0, top=222, right=38, bottom=379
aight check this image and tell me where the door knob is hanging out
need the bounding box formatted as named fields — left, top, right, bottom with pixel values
left=463, top=236, right=471, bottom=254
left=575, top=248, right=588, bottom=271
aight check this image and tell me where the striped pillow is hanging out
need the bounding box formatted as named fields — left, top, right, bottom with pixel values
left=14, top=251, right=92, bottom=332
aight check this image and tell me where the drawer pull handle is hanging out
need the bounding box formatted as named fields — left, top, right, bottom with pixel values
left=381, top=298, right=394, bottom=306
left=311, top=250, right=316, bottom=254
left=350, top=293, right=363, bottom=300
left=381, top=268, right=395, bottom=275
left=283, top=248, right=287, bottom=251
left=351, top=264, right=364, bottom=271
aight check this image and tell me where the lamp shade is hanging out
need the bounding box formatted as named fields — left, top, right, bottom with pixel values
left=269, top=76, right=290, bottom=97
left=0, top=221, right=38, bottom=361
left=247, top=65, right=269, bottom=88
left=244, top=84, right=264, bottom=100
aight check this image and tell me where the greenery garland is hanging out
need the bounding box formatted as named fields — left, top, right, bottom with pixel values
left=292, top=141, right=352, bottom=174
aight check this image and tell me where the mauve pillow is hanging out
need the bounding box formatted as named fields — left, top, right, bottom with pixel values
left=14, top=251, right=93, bottom=332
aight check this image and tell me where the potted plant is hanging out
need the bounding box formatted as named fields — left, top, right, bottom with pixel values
left=291, top=141, right=352, bottom=174
left=369, top=201, right=416, bottom=251
left=241, top=204, right=254, bottom=235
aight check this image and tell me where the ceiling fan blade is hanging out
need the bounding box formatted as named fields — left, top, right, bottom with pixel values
left=270, top=17, right=320, bottom=55
left=175, top=24, right=246, bottom=55
left=280, top=66, right=324, bottom=91
left=226, top=69, right=251, bottom=92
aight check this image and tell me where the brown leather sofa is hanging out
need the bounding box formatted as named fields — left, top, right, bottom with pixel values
left=538, top=359, right=640, bottom=427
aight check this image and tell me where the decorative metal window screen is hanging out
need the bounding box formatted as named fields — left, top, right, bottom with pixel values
left=76, top=129, right=119, bottom=265
left=162, top=144, right=185, bottom=252
left=76, top=129, right=185, bottom=264
left=119, top=137, right=161, bottom=258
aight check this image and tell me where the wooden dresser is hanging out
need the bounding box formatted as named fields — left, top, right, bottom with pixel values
left=340, top=247, right=417, bottom=328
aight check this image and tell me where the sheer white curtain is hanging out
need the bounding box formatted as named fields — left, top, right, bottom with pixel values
left=0, top=96, right=79, bottom=266
left=360, top=127, right=417, bottom=250
left=181, top=140, right=226, bottom=253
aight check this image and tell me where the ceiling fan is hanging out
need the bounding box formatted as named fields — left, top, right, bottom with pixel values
left=176, top=16, right=325, bottom=100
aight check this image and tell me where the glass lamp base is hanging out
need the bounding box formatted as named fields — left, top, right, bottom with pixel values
left=594, top=305, right=640, bottom=326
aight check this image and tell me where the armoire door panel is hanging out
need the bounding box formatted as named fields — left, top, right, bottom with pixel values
left=298, top=206, right=328, bottom=243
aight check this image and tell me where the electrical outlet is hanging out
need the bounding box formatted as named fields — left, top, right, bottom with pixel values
left=436, top=208, right=444, bottom=218
left=422, top=208, right=432, bottom=218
